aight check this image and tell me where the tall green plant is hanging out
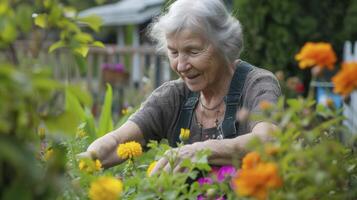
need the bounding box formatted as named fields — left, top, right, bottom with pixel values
left=0, top=0, right=104, bottom=198
left=97, top=84, right=114, bottom=137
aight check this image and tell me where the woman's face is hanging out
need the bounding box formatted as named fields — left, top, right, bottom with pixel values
left=166, top=29, right=227, bottom=92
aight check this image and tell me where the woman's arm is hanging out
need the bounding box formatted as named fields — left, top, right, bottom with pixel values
left=204, top=122, right=277, bottom=165
left=80, top=121, right=146, bottom=168
left=149, top=122, right=277, bottom=175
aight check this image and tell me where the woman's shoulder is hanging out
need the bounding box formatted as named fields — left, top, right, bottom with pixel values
left=239, top=61, right=281, bottom=97
left=149, top=78, right=190, bottom=103
left=247, top=65, right=276, bottom=81
left=155, top=78, right=188, bottom=94
left=242, top=63, right=279, bottom=88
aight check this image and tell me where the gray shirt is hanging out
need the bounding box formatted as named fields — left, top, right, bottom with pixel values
left=129, top=65, right=281, bottom=145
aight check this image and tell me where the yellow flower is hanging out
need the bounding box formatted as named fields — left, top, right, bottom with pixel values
left=179, top=128, right=190, bottom=142
left=264, top=145, right=279, bottom=156
left=332, top=62, right=357, bottom=97
left=76, top=129, right=86, bottom=138
left=242, top=152, right=261, bottom=170
left=233, top=162, right=282, bottom=200
left=117, top=141, right=143, bottom=160
left=325, top=98, right=335, bottom=108
left=44, top=149, right=54, bottom=161
left=89, top=176, right=123, bottom=200
left=146, top=161, right=157, bottom=177
left=79, top=159, right=102, bottom=173
left=295, top=42, right=337, bottom=70
left=121, top=108, right=129, bottom=115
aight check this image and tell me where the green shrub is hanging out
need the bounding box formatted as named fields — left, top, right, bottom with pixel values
left=233, top=0, right=357, bottom=75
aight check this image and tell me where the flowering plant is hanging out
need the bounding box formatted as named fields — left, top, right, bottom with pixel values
left=332, top=62, right=357, bottom=97
left=2, top=2, right=357, bottom=197
left=295, top=42, right=337, bottom=70
left=295, top=41, right=357, bottom=98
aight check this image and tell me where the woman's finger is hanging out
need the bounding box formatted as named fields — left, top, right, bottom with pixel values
left=150, top=156, right=168, bottom=176
left=173, top=161, right=184, bottom=173
left=163, top=162, right=172, bottom=173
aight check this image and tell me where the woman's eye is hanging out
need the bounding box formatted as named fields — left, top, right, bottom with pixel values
left=190, top=50, right=200, bottom=55
left=170, top=51, right=178, bottom=56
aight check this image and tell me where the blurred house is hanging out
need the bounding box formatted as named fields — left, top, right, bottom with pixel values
left=79, top=0, right=170, bottom=90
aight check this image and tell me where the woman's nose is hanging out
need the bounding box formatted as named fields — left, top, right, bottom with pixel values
left=177, top=54, right=189, bottom=72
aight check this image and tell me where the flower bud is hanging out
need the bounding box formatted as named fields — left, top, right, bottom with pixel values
left=179, top=128, right=190, bottom=142
left=38, top=127, right=46, bottom=140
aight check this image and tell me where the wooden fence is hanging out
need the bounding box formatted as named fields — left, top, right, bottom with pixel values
left=15, top=41, right=171, bottom=96
left=343, top=41, right=357, bottom=133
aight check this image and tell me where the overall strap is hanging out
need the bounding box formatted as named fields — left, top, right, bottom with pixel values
left=220, top=61, right=253, bottom=138
left=171, top=91, right=199, bottom=147
left=171, top=61, right=253, bottom=146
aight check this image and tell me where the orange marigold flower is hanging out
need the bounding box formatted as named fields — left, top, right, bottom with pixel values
left=295, top=42, right=337, bottom=70
left=233, top=162, right=283, bottom=200
left=259, top=100, right=273, bottom=111
left=242, top=152, right=261, bottom=170
left=332, top=62, right=357, bottom=97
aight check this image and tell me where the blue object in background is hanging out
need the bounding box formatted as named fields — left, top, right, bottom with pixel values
left=316, top=86, right=342, bottom=108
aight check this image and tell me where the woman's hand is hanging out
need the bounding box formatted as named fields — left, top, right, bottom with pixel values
left=149, top=142, right=204, bottom=176
left=78, top=121, right=146, bottom=168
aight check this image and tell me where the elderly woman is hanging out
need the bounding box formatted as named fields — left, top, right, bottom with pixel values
left=84, top=0, right=281, bottom=174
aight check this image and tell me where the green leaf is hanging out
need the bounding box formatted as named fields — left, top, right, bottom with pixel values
left=67, top=84, right=93, bottom=107
left=286, top=98, right=303, bottom=110
left=77, top=15, right=102, bottom=32
left=49, top=41, right=65, bottom=52
left=84, top=108, right=97, bottom=141
left=48, top=5, right=62, bottom=24
left=74, top=32, right=93, bottom=43
left=15, top=4, right=32, bottom=33
left=34, top=14, right=48, bottom=28
left=0, top=1, right=9, bottom=15
left=73, top=54, right=87, bottom=74
left=1, top=22, right=17, bottom=42
left=44, top=0, right=53, bottom=8
left=97, top=84, right=113, bottom=137
left=63, top=6, right=77, bottom=18
left=44, top=88, right=85, bottom=136
left=92, top=41, right=105, bottom=48
left=74, top=45, right=89, bottom=57
left=32, top=78, right=62, bottom=91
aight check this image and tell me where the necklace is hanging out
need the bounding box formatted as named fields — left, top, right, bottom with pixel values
left=194, top=108, right=224, bottom=140
left=199, top=98, right=224, bottom=111
left=196, top=101, right=225, bottom=129
left=197, top=110, right=221, bottom=127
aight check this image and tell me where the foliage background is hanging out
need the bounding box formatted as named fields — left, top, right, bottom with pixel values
left=233, top=0, right=357, bottom=72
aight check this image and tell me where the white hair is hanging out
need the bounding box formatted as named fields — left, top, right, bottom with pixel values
left=148, top=0, right=243, bottom=63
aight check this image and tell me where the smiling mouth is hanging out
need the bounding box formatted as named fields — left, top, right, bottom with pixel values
left=186, top=74, right=200, bottom=79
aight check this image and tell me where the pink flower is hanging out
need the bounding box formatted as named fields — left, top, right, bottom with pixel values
left=197, top=177, right=213, bottom=186
left=216, top=165, right=236, bottom=182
